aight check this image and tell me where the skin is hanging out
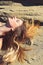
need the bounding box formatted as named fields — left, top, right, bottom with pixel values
left=0, top=17, right=23, bottom=49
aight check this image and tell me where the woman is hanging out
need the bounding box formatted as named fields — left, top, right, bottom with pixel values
left=0, top=17, right=23, bottom=49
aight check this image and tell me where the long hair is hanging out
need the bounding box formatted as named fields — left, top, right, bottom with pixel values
left=1, top=24, right=31, bottom=63
left=1, top=19, right=40, bottom=63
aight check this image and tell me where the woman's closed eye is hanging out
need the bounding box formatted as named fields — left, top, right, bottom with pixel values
left=16, top=20, right=19, bottom=22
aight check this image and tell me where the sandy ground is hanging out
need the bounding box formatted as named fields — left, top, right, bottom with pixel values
left=0, top=3, right=43, bottom=21
left=0, top=2, right=43, bottom=65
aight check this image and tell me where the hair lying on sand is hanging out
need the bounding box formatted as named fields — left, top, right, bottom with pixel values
left=1, top=19, right=40, bottom=64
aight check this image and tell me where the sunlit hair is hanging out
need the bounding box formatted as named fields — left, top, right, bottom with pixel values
left=1, top=19, right=40, bottom=64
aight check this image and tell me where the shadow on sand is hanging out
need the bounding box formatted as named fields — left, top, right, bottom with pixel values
left=13, top=0, right=43, bottom=6
left=0, top=0, right=43, bottom=6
